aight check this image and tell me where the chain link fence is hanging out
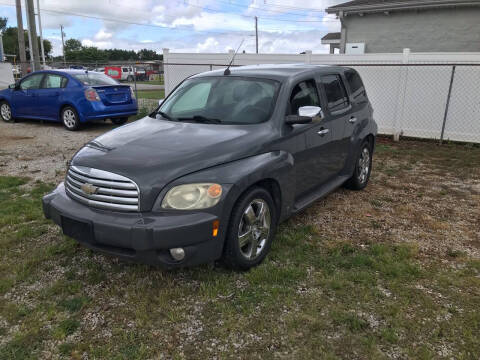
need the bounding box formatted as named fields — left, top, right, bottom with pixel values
left=4, top=58, right=480, bottom=143
left=162, top=61, right=480, bottom=144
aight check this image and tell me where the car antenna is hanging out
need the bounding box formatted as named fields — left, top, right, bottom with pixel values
left=224, top=39, right=244, bottom=76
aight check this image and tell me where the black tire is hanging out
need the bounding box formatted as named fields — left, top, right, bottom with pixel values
left=111, top=117, right=128, bottom=125
left=61, top=106, right=80, bottom=131
left=127, top=75, right=134, bottom=82
left=222, top=187, right=277, bottom=270
left=344, top=139, right=373, bottom=190
left=0, top=101, right=14, bottom=123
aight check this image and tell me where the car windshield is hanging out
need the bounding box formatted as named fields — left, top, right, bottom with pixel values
left=73, top=72, right=119, bottom=86
left=158, top=76, right=280, bottom=124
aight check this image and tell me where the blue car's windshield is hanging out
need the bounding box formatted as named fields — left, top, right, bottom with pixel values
left=73, top=72, right=119, bottom=86
left=158, top=76, right=280, bottom=124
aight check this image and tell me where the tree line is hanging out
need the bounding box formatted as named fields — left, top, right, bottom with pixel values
left=1, top=17, right=162, bottom=64
left=1, top=17, right=52, bottom=62
left=63, top=39, right=163, bottom=63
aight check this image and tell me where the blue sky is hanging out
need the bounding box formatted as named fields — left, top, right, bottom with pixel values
left=0, top=0, right=342, bottom=55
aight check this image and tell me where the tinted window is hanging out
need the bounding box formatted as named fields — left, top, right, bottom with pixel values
left=20, top=74, right=43, bottom=90
left=345, top=70, right=365, bottom=99
left=73, top=73, right=119, bottom=86
left=289, top=80, right=320, bottom=115
left=171, top=83, right=211, bottom=113
left=43, top=74, right=67, bottom=89
left=321, top=74, right=349, bottom=111
left=160, top=77, right=280, bottom=124
left=122, top=68, right=129, bottom=72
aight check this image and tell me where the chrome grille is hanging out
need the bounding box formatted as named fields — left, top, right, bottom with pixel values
left=65, top=165, right=140, bottom=212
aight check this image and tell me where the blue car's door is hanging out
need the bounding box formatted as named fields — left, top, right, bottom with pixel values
left=12, top=73, right=44, bottom=117
left=38, top=73, right=68, bottom=120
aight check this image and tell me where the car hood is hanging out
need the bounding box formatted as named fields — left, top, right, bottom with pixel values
left=71, top=116, right=274, bottom=210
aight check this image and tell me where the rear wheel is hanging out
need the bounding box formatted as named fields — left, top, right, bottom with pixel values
left=345, top=139, right=373, bottom=190
left=222, top=187, right=277, bottom=270
left=111, top=117, right=128, bottom=125
left=127, top=75, right=134, bottom=82
left=0, top=101, right=14, bottom=123
left=61, top=106, right=80, bottom=131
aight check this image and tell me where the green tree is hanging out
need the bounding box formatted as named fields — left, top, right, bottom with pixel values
left=2, top=25, right=52, bottom=59
left=138, top=48, right=161, bottom=60
left=64, top=38, right=82, bottom=53
left=0, top=16, right=7, bottom=33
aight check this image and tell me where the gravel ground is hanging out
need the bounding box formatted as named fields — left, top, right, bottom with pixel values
left=0, top=118, right=119, bottom=183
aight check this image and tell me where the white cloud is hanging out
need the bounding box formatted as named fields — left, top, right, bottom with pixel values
left=1, top=0, right=343, bottom=55
left=94, top=29, right=113, bottom=41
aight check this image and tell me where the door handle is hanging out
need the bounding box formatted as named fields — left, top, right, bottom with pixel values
left=317, top=128, right=330, bottom=136
left=349, top=117, right=357, bottom=123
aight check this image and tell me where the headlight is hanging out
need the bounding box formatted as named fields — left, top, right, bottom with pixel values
left=161, top=183, right=222, bottom=210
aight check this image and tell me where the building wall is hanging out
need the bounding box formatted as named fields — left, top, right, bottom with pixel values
left=0, top=62, right=14, bottom=89
left=343, top=7, right=480, bottom=53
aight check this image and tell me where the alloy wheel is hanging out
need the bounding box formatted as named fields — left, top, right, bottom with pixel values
left=63, top=109, right=76, bottom=129
left=358, top=146, right=370, bottom=184
left=237, top=199, right=271, bottom=260
left=1, top=103, right=11, bottom=121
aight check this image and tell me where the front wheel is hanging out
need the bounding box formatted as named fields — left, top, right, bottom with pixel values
left=111, top=117, right=128, bottom=125
left=344, top=139, right=373, bottom=190
left=0, top=101, right=14, bottom=123
left=61, top=106, right=80, bottom=131
left=222, top=187, right=277, bottom=270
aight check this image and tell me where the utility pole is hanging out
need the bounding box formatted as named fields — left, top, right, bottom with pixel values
left=36, top=0, right=46, bottom=66
left=24, top=0, right=34, bottom=70
left=25, top=0, right=40, bottom=71
left=255, top=16, right=258, bottom=54
left=60, top=25, right=66, bottom=67
left=15, top=0, right=28, bottom=75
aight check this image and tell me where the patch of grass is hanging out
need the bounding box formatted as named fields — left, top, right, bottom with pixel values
left=54, top=318, right=80, bottom=339
left=58, top=297, right=89, bottom=313
left=1, top=138, right=480, bottom=358
left=136, top=89, right=165, bottom=100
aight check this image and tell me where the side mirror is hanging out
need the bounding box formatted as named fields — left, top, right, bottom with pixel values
left=298, top=106, right=323, bottom=118
left=8, top=83, right=17, bottom=90
left=158, top=98, right=165, bottom=106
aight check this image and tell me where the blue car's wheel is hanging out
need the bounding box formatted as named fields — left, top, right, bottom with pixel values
left=0, top=101, right=14, bottom=123
left=61, top=106, right=80, bottom=131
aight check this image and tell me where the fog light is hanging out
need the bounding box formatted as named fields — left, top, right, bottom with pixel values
left=169, top=247, right=185, bottom=261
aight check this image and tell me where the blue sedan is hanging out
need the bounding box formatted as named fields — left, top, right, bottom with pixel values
left=0, top=70, right=138, bottom=130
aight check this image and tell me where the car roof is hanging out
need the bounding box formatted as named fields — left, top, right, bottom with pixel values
left=28, top=69, right=104, bottom=76
left=192, top=63, right=347, bottom=81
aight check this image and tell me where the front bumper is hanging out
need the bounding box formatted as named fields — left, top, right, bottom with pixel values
left=42, top=183, right=224, bottom=268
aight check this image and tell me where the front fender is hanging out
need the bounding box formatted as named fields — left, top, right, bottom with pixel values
left=153, top=151, right=295, bottom=221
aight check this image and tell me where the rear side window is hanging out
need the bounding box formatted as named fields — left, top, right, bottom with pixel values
left=289, top=80, right=320, bottom=115
left=345, top=69, right=366, bottom=100
left=321, top=74, right=349, bottom=112
left=43, top=74, right=68, bottom=89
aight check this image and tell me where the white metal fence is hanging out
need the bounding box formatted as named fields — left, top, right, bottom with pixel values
left=162, top=49, right=480, bottom=143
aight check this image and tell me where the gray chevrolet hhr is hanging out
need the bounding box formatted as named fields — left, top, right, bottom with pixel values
left=43, top=64, right=377, bottom=270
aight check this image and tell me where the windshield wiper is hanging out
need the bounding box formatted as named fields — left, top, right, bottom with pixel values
left=156, top=111, right=176, bottom=122
left=177, top=115, right=222, bottom=124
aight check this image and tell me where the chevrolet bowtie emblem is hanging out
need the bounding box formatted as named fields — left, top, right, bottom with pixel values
left=81, top=183, right=98, bottom=195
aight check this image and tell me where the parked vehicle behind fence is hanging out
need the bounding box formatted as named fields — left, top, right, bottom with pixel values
left=0, top=70, right=138, bottom=130
left=43, top=64, right=377, bottom=269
